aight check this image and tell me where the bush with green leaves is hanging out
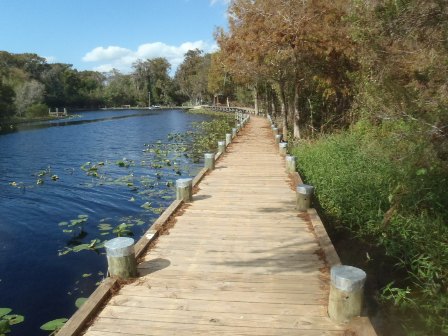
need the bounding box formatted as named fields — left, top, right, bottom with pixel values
left=25, top=103, right=49, bottom=118
left=291, top=121, right=448, bottom=335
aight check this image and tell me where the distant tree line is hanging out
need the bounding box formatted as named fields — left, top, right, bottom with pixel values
left=0, top=49, right=251, bottom=121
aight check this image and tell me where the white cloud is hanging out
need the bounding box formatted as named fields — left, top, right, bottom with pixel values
left=44, top=56, right=57, bottom=63
left=210, top=0, right=230, bottom=5
left=82, top=40, right=217, bottom=75
left=93, top=64, right=114, bottom=73
left=82, top=46, right=131, bottom=62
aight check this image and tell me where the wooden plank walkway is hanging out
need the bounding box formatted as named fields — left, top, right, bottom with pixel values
left=83, top=116, right=348, bottom=336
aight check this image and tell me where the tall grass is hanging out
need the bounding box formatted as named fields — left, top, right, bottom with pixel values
left=291, top=123, right=448, bottom=335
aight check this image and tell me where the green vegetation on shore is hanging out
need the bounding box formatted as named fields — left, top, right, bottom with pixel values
left=291, top=125, right=447, bottom=334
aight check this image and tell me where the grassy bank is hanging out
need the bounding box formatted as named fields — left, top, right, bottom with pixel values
left=291, top=124, right=448, bottom=335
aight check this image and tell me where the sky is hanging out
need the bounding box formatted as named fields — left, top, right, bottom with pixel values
left=0, top=0, right=230, bottom=74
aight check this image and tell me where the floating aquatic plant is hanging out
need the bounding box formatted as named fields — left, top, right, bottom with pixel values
left=0, top=308, right=24, bottom=335
left=40, top=318, right=67, bottom=333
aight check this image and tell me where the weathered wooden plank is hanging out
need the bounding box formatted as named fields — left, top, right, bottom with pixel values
left=89, top=318, right=344, bottom=336
left=126, top=276, right=325, bottom=293
left=108, top=295, right=328, bottom=316
left=98, top=306, right=345, bottom=330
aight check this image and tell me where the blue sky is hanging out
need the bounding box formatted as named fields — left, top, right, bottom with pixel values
left=0, top=0, right=229, bottom=73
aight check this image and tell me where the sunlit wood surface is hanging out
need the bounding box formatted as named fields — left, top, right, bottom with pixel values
left=84, top=116, right=345, bottom=336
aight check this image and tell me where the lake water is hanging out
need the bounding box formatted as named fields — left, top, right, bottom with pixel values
left=0, top=109, right=212, bottom=335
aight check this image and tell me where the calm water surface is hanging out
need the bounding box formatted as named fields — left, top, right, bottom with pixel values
left=0, top=109, right=211, bottom=335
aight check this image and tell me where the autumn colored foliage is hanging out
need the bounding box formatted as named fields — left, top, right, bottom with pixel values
left=215, top=0, right=448, bottom=334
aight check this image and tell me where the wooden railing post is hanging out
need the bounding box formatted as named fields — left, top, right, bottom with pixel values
left=296, top=184, right=314, bottom=211
left=218, top=141, right=226, bottom=153
left=275, top=134, right=282, bottom=145
left=176, top=178, right=193, bottom=202
left=204, top=153, right=215, bottom=171
left=226, top=133, right=232, bottom=146
left=286, top=155, right=296, bottom=173
left=329, top=265, right=366, bottom=323
left=105, top=237, right=137, bottom=279
left=279, top=142, right=288, bottom=156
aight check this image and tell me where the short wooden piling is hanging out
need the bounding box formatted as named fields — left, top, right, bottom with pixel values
left=232, top=128, right=237, bottom=138
left=275, top=134, right=282, bottom=145
left=176, top=178, right=193, bottom=202
left=226, top=133, right=232, bottom=146
left=104, top=237, right=137, bottom=279
left=218, top=141, right=226, bottom=153
left=328, top=265, right=366, bottom=324
left=279, top=142, right=288, bottom=156
left=296, top=184, right=314, bottom=211
left=204, top=153, right=215, bottom=171
left=286, top=155, right=296, bottom=173
left=273, top=128, right=279, bottom=136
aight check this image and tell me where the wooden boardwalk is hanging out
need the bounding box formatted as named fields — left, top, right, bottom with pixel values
left=82, top=117, right=351, bottom=336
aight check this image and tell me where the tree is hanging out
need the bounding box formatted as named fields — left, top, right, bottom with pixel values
left=217, top=0, right=353, bottom=138
left=103, top=69, right=138, bottom=106
left=174, top=49, right=211, bottom=105
left=207, top=52, right=234, bottom=106
left=41, top=63, right=72, bottom=107
left=78, top=71, right=106, bottom=107
left=0, top=77, right=15, bottom=119
left=132, top=57, right=173, bottom=106
left=15, top=80, right=45, bottom=117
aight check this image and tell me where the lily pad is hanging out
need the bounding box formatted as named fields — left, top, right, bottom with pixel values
left=98, top=224, right=113, bottom=231
left=75, top=297, right=88, bottom=308
left=3, top=314, right=24, bottom=325
left=141, top=202, right=152, bottom=210
left=0, top=309, right=11, bottom=318
left=0, top=320, right=10, bottom=334
left=40, top=318, right=68, bottom=331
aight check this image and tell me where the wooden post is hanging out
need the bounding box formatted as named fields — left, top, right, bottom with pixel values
left=286, top=155, right=296, bottom=173
left=329, top=265, right=366, bottom=323
left=296, top=184, right=314, bottom=211
left=275, top=134, right=282, bottom=145
left=273, top=128, right=279, bottom=136
left=232, top=128, right=237, bottom=138
left=218, top=141, right=226, bottom=153
left=176, top=178, right=193, bottom=202
left=105, top=237, right=137, bottom=279
left=204, top=153, right=215, bottom=171
left=226, top=133, right=232, bottom=146
left=279, top=142, right=288, bottom=156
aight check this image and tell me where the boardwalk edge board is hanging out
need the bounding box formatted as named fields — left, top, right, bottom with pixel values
left=57, top=111, right=249, bottom=336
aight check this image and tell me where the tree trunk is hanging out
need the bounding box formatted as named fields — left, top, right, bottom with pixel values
left=253, top=85, right=259, bottom=115
left=293, top=83, right=301, bottom=139
left=279, top=83, right=288, bottom=141
left=266, top=85, right=272, bottom=115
